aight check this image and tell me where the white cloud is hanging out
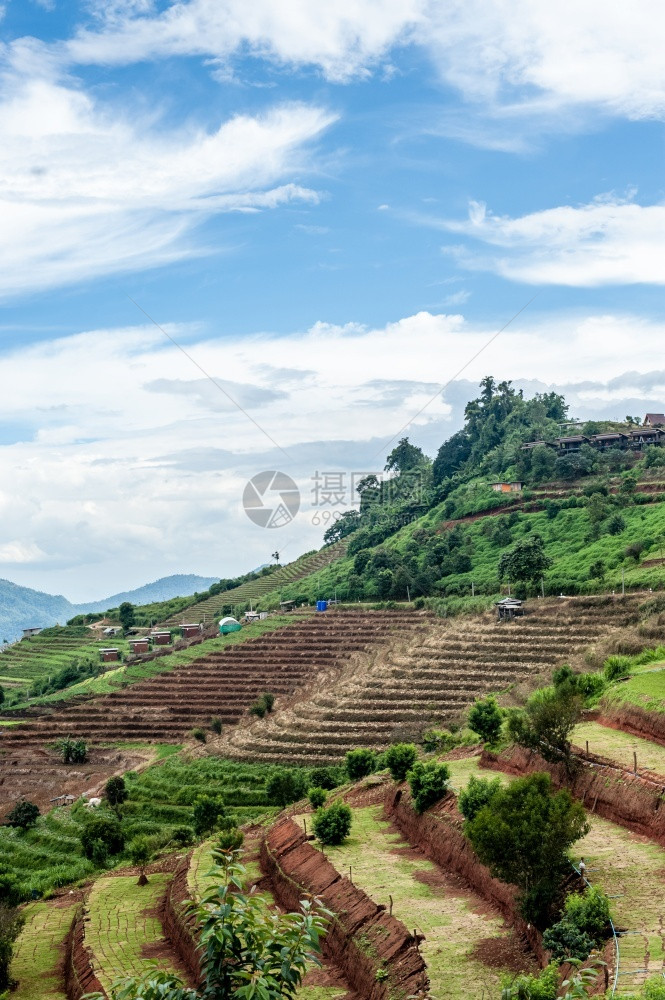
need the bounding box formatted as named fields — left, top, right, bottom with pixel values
left=61, top=0, right=665, bottom=120
left=439, top=197, right=665, bottom=286
left=2, top=309, right=665, bottom=596
left=0, top=70, right=333, bottom=298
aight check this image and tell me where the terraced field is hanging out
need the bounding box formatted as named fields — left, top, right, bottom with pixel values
left=11, top=898, right=76, bottom=1000
left=222, top=597, right=641, bottom=765
left=0, top=626, right=126, bottom=697
left=0, top=609, right=426, bottom=752
left=162, top=541, right=348, bottom=625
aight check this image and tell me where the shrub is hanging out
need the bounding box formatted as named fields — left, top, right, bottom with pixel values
left=266, top=769, right=307, bottom=808
left=192, top=795, right=227, bottom=837
left=421, top=728, right=444, bottom=752
left=345, top=748, right=376, bottom=780
left=210, top=717, right=223, bottom=735
left=0, top=904, right=24, bottom=992
left=407, top=760, right=450, bottom=813
left=563, top=885, right=611, bottom=942
left=216, top=827, right=244, bottom=852
left=604, top=654, right=632, bottom=681
left=468, top=696, right=503, bottom=744
left=262, top=692, right=276, bottom=713
left=6, top=800, right=40, bottom=831
left=105, top=776, right=127, bottom=807
left=128, top=836, right=153, bottom=884
left=625, top=541, right=644, bottom=562
left=171, top=826, right=194, bottom=847
left=384, top=743, right=418, bottom=782
left=643, top=978, right=665, bottom=999
left=500, top=963, right=559, bottom=1000
left=56, top=737, right=88, bottom=763
left=80, top=815, right=125, bottom=860
left=249, top=701, right=266, bottom=719
left=308, top=787, right=327, bottom=809
left=542, top=919, right=594, bottom=962
left=313, top=800, right=352, bottom=846
left=458, top=775, right=502, bottom=822
left=191, top=727, right=207, bottom=743
left=309, top=767, right=343, bottom=790
left=607, top=513, right=626, bottom=535
left=575, top=673, right=606, bottom=699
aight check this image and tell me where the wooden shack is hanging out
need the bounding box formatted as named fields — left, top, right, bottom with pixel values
left=644, top=413, right=665, bottom=427
left=490, top=481, right=523, bottom=493
left=553, top=435, right=589, bottom=453
left=590, top=432, right=629, bottom=450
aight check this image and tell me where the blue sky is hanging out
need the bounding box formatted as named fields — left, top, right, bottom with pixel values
left=1, top=0, right=665, bottom=599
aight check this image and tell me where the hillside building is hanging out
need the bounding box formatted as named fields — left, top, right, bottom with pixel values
left=490, top=482, right=523, bottom=493
left=99, top=647, right=120, bottom=662
left=129, top=638, right=150, bottom=654
left=644, top=413, right=665, bottom=427
left=180, top=623, right=202, bottom=638
left=21, top=627, right=43, bottom=638
left=151, top=630, right=172, bottom=646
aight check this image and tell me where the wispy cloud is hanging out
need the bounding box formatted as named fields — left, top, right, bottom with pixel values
left=436, top=196, right=665, bottom=286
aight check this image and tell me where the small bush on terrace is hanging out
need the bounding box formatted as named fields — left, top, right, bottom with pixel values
left=171, top=826, right=194, bottom=847
left=266, top=769, right=307, bottom=808
left=407, top=761, right=450, bottom=814
left=216, top=827, right=244, bottom=852
left=210, top=717, right=223, bottom=735
left=563, top=885, right=611, bottom=942
left=80, top=814, right=125, bottom=861
left=345, top=748, right=376, bottom=780
left=191, top=727, right=207, bottom=743
left=57, top=737, right=88, bottom=763
left=500, top=962, right=559, bottom=1000
left=313, top=800, right=352, bottom=846
left=192, top=795, right=227, bottom=837
left=309, top=766, right=344, bottom=790
left=308, top=787, right=327, bottom=810
left=604, top=654, right=632, bottom=681
left=542, top=919, right=594, bottom=962
left=468, top=695, right=503, bottom=744
left=105, top=776, right=127, bottom=808
left=641, top=978, right=665, bottom=999
left=384, top=743, right=418, bottom=782
left=458, top=775, right=502, bottom=823
left=6, top=800, right=40, bottom=831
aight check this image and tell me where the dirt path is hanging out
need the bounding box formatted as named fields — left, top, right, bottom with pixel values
left=294, top=804, right=535, bottom=1000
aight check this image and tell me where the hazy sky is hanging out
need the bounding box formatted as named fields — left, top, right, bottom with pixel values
left=1, top=1, right=665, bottom=599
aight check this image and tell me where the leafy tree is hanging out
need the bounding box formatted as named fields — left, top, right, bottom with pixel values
left=308, top=787, right=327, bottom=809
left=606, top=512, right=626, bottom=535
left=80, top=814, right=125, bottom=860
left=507, top=684, right=583, bottom=773
left=323, top=510, right=360, bottom=545
left=345, top=748, right=376, bottom=780
left=588, top=559, right=605, bottom=581
left=216, top=826, right=244, bottom=852
left=86, top=852, right=329, bottom=1000
left=407, top=761, right=450, bottom=813
left=118, top=601, right=135, bottom=630
left=0, top=685, right=4, bottom=707
left=266, top=769, right=307, bottom=808
left=0, top=903, right=24, bottom=992
left=465, top=772, right=589, bottom=924
left=105, top=776, right=127, bottom=808
left=128, top=835, right=153, bottom=885
left=309, top=766, right=343, bottom=790
left=192, top=795, right=227, bottom=838
left=432, top=429, right=472, bottom=485
left=313, top=800, right=352, bottom=846
left=498, top=535, right=552, bottom=590
left=384, top=743, right=418, bottom=782
left=542, top=920, right=594, bottom=962
left=458, top=775, right=502, bottom=822
left=385, top=438, right=427, bottom=474
left=6, top=800, right=40, bottom=831
left=468, top=696, right=503, bottom=744
left=529, top=444, right=557, bottom=483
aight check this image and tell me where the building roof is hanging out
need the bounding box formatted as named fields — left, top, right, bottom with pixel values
left=644, top=413, right=665, bottom=425
left=555, top=435, right=588, bottom=444
left=591, top=432, right=628, bottom=441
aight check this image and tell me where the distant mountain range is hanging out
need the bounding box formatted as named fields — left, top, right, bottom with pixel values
left=0, top=574, right=217, bottom=643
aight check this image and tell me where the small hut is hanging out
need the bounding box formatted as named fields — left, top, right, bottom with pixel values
left=99, top=647, right=120, bottom=662
left=219, top=616, right=241, bottom=635
left=129, top=638, right=150, bottom=654
left=495, top=598, right=525, bottom=621
left=151, top=630, right=172, bottom=646
left=180, top=623, right=203, bottom=638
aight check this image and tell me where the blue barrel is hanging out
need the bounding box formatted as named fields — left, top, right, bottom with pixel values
left=316, top=600, right=328, bottom=612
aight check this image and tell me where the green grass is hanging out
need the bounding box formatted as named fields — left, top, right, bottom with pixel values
left=297, top=804, right=528, bottom=1000
left=85, top=874, right=177, bottom=992
left=10, top=899, right=76, bottom=999
left=602, top=666, right=665, bottom=713
left=258, top=492, right=665, bottom=607
left=0, top=757, right=284, bottom=901
left=573, top=720, right=665, bottom=773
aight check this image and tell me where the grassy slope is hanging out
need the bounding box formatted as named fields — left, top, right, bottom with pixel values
left=86, top=874, right=177, bottom=992
left=0, top=627, right=131, bottom=695
left=256, top=497, right=665, bottom=607
left=602, top=665, right=665, bottom=714
left=296, top=803, right=523, bottom=1000
left=10, top=899, right=76, bottom=1000
left=573, top=719, right=665, bottom=772
left=0, top=757, right=280, bottom=900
